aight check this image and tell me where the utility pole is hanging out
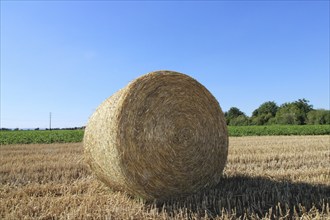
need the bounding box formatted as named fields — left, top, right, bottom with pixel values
left=49, top=112, right=52, bottom=131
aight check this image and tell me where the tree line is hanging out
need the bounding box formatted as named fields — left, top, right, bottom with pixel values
left=224, top=99, right=330, bottom=126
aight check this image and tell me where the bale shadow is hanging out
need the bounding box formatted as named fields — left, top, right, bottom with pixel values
left=148, top=175, right=330, bottom=218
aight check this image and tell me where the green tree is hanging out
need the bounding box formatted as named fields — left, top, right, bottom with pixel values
left=252, top=101, right=278, bottom=117
left=294, top=99, right=313, bottom=114
left=229, top=115, right=249, bottom=126
left=251, top=101, right=278, bottom=125
left=224, top=107, right=246, bottom=125
left=275, top=99, right=313, bottom=125
left=275, top=104, right=301, bottom=124
left=307, top=109, right=330, bottom=125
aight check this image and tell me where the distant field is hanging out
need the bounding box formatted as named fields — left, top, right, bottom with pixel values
left=0, top=136, right=329, bottom=219
left=0, top=130, right=84, bottom=145
left=1, top=125, right=329, bottom=145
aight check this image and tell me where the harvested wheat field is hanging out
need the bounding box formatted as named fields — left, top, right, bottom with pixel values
left=1, top=135, right=329, bottom=219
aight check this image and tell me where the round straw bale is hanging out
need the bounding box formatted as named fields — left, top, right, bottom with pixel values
left=84, top=70, right=228, bottom=201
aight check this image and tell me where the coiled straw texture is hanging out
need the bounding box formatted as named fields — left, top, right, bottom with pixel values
left=84, top=70, right=228, bottom=201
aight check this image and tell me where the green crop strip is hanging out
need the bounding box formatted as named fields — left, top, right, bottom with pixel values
left=1, top=125, right=329, bottom=145
left=228, top=125, right=330, bottom=136
left=0, top=130, right=84, bottom=145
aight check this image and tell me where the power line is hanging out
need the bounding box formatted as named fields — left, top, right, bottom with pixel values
left=49, top=112, right=52, bottom=131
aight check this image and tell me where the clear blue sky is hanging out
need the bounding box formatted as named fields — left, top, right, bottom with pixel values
left=1, top=1, right=329, bottom=129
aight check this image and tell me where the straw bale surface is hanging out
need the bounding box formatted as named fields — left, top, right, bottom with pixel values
left=84, top=70, right=228, bottom=201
